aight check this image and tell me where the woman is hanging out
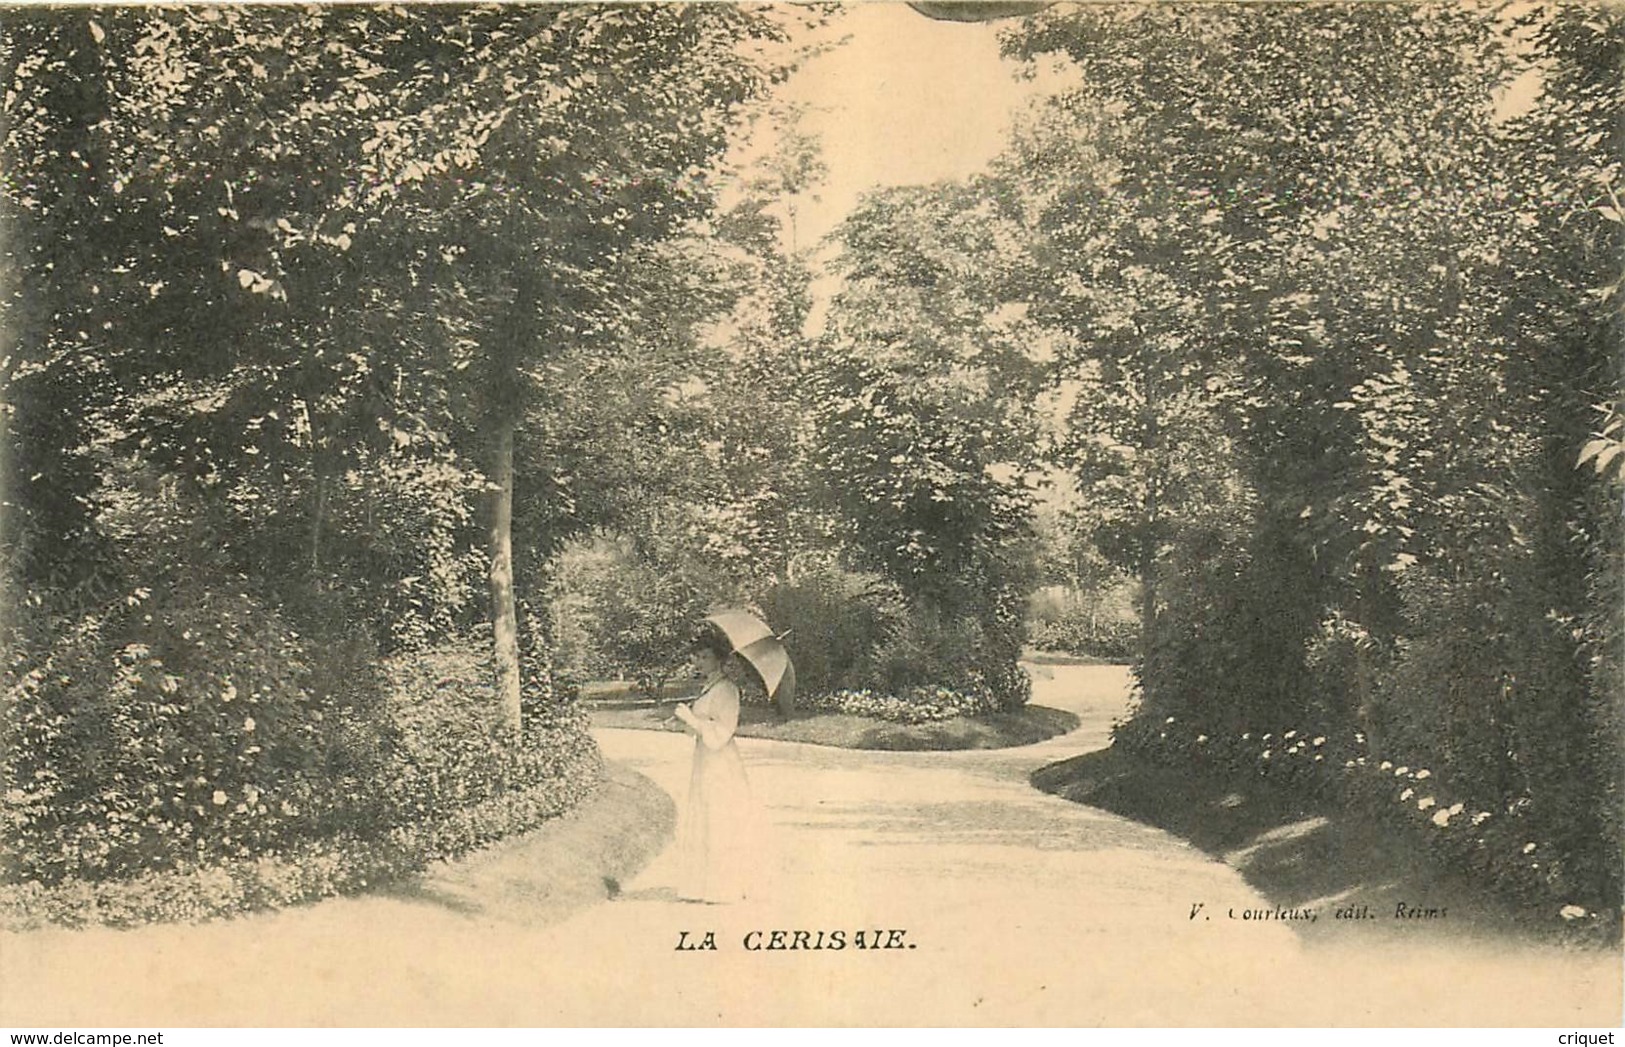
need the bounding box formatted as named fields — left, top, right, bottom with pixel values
left=672, top=628, right=761, bottom=904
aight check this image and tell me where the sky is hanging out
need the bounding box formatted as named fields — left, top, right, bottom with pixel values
left=713, top=4, right=1067, bottom=335
left=766, top=3, right=1046, bottom=247
left=743, top=2, right=1548, bottom=247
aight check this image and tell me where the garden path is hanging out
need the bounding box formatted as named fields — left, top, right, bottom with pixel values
left=1, top=665, right=1616, bottom=1026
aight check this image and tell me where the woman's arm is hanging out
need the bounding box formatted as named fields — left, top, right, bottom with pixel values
left=674, top=682, right=740, bottom=751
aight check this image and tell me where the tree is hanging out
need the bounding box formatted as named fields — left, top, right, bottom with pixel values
left=345, top=5, right=798, bottom=735
left=816, top=180, right=1046, bottom=702
left=999, top=2, right=1622, bottom=910
left=1000, top=4, right=1531, bottom=717
left=3, top=6, right=810, bottom=736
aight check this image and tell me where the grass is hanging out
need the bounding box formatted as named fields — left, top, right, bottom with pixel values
left=1032, top=746, right=1561, bottom=946
left=588, top=698, right=1079, bottom=751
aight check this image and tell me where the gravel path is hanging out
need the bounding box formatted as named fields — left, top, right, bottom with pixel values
left=2, top=665, right=1616, bottom=1026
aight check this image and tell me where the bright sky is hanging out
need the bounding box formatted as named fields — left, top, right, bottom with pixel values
left=746, top=1, right=1547, bottom=245
left=769, top=3, right=1043, bottom=247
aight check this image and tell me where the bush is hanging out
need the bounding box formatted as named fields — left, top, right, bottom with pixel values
left=376, top=641, right=598, bottom=831
left=2, top=575, right=392, bottom=886
left=1025, top=582, right=1139, bottom=661
left=544, top=535, right=715, bottom=695
left=1111, top=710, right=1619, bottom=946
left=0, top=752, right=601, bottom=931
left=0, top=629, right=603, bottom=930
left=864, top=605, right=1030, bottom=711
left=1027, top=611, right=1138, bottom=660
left=755, top=567, right=904, bottom=695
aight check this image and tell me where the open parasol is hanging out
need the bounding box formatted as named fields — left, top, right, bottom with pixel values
left=703, top=609, right=797, bottom=716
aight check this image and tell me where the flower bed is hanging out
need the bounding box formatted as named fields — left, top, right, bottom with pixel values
left=1, top=634, right=603, bottom=932
left=795, top=683, right=1004, bottom=725
left=0, top=744, right=602, bottom=931
left=1112, top=713, right=1616, bottom=945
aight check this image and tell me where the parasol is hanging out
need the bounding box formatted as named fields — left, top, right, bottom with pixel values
left=703, top=610, right=797, bottom=715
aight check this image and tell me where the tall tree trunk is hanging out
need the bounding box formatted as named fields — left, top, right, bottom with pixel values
left=486, top=264, right=535, bottom=741
left=489, top=416, right=522, bottom=738
left=1139, top=341, right=1161, bottom=704
left=1139, top=500, right=1158, bottom=698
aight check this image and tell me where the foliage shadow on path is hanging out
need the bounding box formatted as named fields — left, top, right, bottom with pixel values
left=1032, top=747, right=1548, bottom=947
left=371, top=762, right=674, bottom=928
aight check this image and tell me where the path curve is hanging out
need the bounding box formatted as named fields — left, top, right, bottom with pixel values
left=1, top=665, right=1616, bottom=1026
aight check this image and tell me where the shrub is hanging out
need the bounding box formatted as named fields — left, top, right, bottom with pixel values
left=755, top=567, right=904, bottom=695
left=862, top=604, right=1030, bottom=711
left=0, top=752, right=601, bottom=931
left=1027, top=611, right=1138, bottom=660
left=0, top=630, right=603, bottom=930
left=376, top=641, right=598, bottom=830
left=2, top=575, right=391, bottom=887
left=544, top=533, right=731, bottom=694
left=1360, top=557, right=1620, bottom=909
left=1025, top=582, right=1139, bottom=661
left=1111, top=710, right=1619, bottom=946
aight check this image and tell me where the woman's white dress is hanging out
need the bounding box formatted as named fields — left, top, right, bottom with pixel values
left=675, top=678, right=761, bottom=903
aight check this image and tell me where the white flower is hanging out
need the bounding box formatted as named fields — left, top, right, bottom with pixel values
left=1380, top=761, right=1394, bottom=771
left=221, top=680, right=237, bottom=702
left=1448, top=803, right=1464, bottom=816
left=1400, top=788, right=1415, bottom=801
left=1522, top=842, right=1537, bottom=854
left=1431, top=809, right=1452, bottom=827
left=1166, top=716, right=1176, bottom=724
left=1345, top=760, right=1357, bottom=768
left=1560, top=905, right=1588, bottom=921
left=1261, top=750, right=1272, bottom=760
left=1312, top=736, right=1326, bottom=746
left=1241, top=733, right=1252, bottom=740
left=1417, top=796, right=1436, bottom=811
left=243, top=716, right=256, bottom=733
left=212, top=790, right=228, bottom=806
left=1472, top=812, right=1492, bottom=826
left=1196, top=735, right=1208, bottom=744
left=1394, top=766, right=1410, bottom=776
left=1415, top=769, right=1431, bottom=780
left=1285, top=730, right=1298, bottom=739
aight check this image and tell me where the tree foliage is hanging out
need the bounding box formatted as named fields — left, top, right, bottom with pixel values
left=814, top=181, right=1046, bottom=704
left=999, top=2, right=1621, bottom=913
left=0, top=4, right=813, bottom=901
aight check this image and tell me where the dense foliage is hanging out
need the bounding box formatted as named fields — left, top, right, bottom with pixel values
left=2, top=3, right=1615, bottom=937
left=3, top=571, right=389, bottom=885
left=0, top=5, right=801, bottom=921
left=545, top=129, right=1045, bottom=711
left=996, top=2, right=1622, bottom=926
left=2, top=635, right=600, bottom=929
